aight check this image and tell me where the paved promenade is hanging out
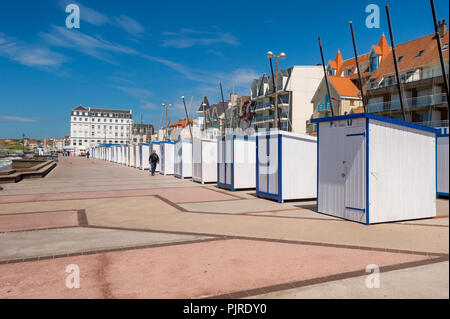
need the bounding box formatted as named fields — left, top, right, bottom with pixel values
left=0, top=156, right=448, bottom=298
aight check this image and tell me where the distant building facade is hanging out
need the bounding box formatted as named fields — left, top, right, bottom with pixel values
left=131, top=123, right=154, bottom=143
left=251, top=65, right=323, bottom=134
left=366, top=21, right=449, bottom=129
left=70, top=106, right=133, bottom=148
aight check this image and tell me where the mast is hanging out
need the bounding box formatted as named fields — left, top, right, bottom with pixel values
left=181, top=96, right=193, bottom=140
left=430, top=0, right=450, bottom=123
left=318, top=36, right=335, bottom=117
left=385, top=4, right=407, bottom=121
left=219, top=82, right=228, bottom=135
left=349, top=21, right=367, bottom=113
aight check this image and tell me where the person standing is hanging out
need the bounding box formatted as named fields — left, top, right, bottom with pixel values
left=149, top=149, right=159, bottom=176
left=86, top=150, right=90, bottom=159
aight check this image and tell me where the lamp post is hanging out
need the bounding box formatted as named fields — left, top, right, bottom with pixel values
left=266, top=51, right=286, bottom=129
left=22, top=133, right=25, bottom=159
left=162, top=103, right=171, bottom=140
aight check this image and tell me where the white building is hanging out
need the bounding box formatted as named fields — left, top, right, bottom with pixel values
left=250, top=66, right=323, bottom=134
left=70, top=106, right=133, bottom=149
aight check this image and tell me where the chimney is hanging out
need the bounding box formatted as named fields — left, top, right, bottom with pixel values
left=438, top=20, right=447, bottom=38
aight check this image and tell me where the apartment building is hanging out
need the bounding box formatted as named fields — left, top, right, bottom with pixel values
left=250, top=65, right=322, bottom=134
left=307, top=34, right=391, bottom=134
left=365, top=21, right=449, bottom=128
left=70, top=106, right=133, bottom=148
left=131, top=123, right=154, bottom=143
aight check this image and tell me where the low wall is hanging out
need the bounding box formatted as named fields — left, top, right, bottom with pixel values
left=12, top=159, right=47, bottom=170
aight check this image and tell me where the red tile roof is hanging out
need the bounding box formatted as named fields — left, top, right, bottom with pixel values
left=328, top=75, right=361, bottom=97
left=368, top=30, right=449, bottom=83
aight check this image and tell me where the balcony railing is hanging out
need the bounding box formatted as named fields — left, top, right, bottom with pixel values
left=373, top=66, right=450, bottom=89
left=415, top=120, right=449, bottom=129
left=367, top=93, right=447, bottom=113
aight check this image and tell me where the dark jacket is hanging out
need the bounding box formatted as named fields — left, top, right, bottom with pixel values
left=149, top=153, right=159, bottom=164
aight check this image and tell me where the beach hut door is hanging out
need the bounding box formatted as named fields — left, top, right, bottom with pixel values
left=258, top=134, right=279, bottom=195
left=343, top=128, right=366, bottom=222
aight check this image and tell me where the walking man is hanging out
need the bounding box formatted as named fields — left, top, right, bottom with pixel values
left=149, top=149, right=159, bottom=176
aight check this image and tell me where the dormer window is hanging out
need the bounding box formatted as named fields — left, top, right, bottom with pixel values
left=327, top=65, right=336, bottom=76
left=442, top=43, right=448, bottom=51
left=415, top=50, right=425, bottom=57
left=398, top=56, right=404, bottom=62
left=369, top=51, right=380, bottom=72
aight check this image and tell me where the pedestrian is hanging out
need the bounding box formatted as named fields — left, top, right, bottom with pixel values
left=149, top=149, right=159, bottom=176
left=86, top=150, right=90, bottom=159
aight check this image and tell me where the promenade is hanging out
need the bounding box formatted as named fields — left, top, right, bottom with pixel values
left=0, top=156, right=448, bottom=299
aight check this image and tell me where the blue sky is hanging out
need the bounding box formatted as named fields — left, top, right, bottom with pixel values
left=0, top=0, right=448, bottom=139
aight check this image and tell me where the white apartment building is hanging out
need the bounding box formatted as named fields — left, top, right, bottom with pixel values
left=70, top=106, right=133, bottom=149
left=250, top=66, right=323, bottom=134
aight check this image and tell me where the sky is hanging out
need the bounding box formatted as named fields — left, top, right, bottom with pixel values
left=0, top=0, right=448, bottom=139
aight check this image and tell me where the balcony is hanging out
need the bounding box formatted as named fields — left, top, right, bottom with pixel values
left=372, top=66, right=450, bottom=89
left=367, top=93, right=448, bottom=113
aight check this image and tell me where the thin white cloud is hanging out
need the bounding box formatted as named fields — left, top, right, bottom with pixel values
left=0, top=32, right=66, bottom=68
left=114, top=86, right=152, bottom=99
left=113, top=15, right=145, bottom=36
left=59, top=1, right=145, bottom=36
left=161, top=29, right=239, bottom=48
left=0, top=115, right=38, bottom=123
left=41, top=26, right=138, bottom=63
left=139, top=100, right=160, bottom=110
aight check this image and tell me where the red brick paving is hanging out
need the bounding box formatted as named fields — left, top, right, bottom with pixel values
left=0, top=187, right=235, bottom=204
left=0, top=211, right=79, bottom=233
left=0, top=239, right=430, bottom=299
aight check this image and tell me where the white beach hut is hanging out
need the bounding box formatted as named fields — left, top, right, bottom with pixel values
left=311, top=113, right=438, bottom=224
left=217, top=135, right=256, bottom=191
left=256, top=130, right=317, bottom=203
left=139, top=143, right=150, bottom=170
left=160, top=141, right=175, bottom=175
left=150, top=142, right=161, bottom=172
left=437, top=133, right=449, bottom=197
left=192, top=138, right=217, bottom=184
left=117, top=146, right=123, bottom=164
left=174, top=140, right=192, bottom=179
left=129, top=145, right=136, bottom=167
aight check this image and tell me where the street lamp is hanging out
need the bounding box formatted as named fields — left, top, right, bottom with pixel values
left=162, top=103, right=171, bottom=140
left=22, top=133, right=25, bottom=159
left=266, top=51, right=286, bottom=129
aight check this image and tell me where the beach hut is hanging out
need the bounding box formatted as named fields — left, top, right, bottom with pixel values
left=174, top=140, right=192, bottom=179
left=256, top=130, right=317, bottom=203
left=192, top=138, right=217, bottom=184
left=150, top=142, right=161, bottom=172
left=117, top=146, right=123, bottom=164
left=113, top=146, right=118, bottom=163
left=139, top=143, right=150, bottom=170
left=217, top=135, right=256, bottom=191
left=129, top=145, right=136, bottom=167
left=437, top=133, right=449, bottom=197
left=160, top=141, right=175, bottom=175
left=311, top=113, right=438, bottom=224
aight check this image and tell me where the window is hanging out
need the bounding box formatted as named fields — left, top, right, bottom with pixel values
left=369, top=53, right=379, bottom=72
left=398, top=56, right=404, bottom=62
left=442, top=43, right=449, bottom=51
left=415, top=50, right=425, bottom=57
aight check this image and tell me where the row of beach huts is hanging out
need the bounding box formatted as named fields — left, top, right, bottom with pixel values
left=90, top=113, right=449, bottom=225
